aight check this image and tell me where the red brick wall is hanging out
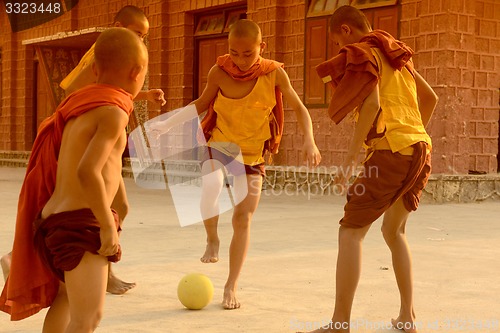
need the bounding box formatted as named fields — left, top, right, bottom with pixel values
left=400, top=0, right=499, bottom=173
left=0, top=0, right=498, bottom=173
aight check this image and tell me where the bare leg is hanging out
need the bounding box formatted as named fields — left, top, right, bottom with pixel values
left=106, top=263, right=136, bottom=295
left=299, top=224, right=371, bottom=333
left=107, top=181, right=136, bottom=294
left=42, top=283, right=70, bottom=333
left=64, top=251, right=108, bottom=333
left=381, top=198, right=418, bottom=333
left=223, top=174, right=262, bottom=310
left=200, top=159, right=225, bottom=263
left=1, top=252, right=11, bottom=281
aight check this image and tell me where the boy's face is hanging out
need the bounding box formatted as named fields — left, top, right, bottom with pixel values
left=116, top=18, right=149, bottom=41
left=228, top=36, right=265, bottom=72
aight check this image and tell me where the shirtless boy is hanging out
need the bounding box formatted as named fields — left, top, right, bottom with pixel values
left=1, top=5, right=164, bottom=295
left=0, top=28, right=148, bottom=332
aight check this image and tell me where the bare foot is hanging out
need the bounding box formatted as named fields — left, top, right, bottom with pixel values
left=200, top=240, right=219, bottom=263
left=222, top=288, right=240, bottom=310
left=107, top=273, right=136, bottom=295
left=391, top=317, right=418, bottom=333
left=1, top=252, right=11, bottom=282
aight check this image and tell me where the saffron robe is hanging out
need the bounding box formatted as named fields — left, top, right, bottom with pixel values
left=201, top=55, right=285, bottom=157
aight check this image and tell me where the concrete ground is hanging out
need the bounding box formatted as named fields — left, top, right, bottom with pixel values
left=0, top=166, right=499, bottom=333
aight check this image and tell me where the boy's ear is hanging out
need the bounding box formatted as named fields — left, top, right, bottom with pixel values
left=114, top=21, right=123, bottom=27
left=130, top=64, right=144, bottom=81
left=259, top=42, right=266, bottom=55
left=340, top=24, right=351, bottom=36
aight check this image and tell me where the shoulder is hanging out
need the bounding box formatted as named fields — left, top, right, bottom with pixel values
left=274, top=67, right=291, bottom=87
left=207, top=65, right=227, bottom=83
left=85, top=105, right=129, bottom=128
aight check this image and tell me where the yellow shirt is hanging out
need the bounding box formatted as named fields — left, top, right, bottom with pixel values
left=209, top=71, right=277, bottom=165
left=59, top=43, right=96, bottom=90
left=371, top=48, right=432, bottom=152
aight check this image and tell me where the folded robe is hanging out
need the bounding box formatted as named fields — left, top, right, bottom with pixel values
left=33, top=209, right=122, bottom=283
left=315, top=30, right=414, bottom=124
left=0, top=83, right=134, bottom=320
left=201, top=54, right=285, bottom=155
left=341, top=141, right=431, bottom=228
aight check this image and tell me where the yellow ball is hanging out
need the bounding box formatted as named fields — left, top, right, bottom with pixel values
left=177, top=273, right=214, bottom=310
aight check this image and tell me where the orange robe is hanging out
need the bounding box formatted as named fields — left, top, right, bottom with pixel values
left=201, top=54, right=285, bottom=156
left=0, top=83, right=134, bottom=320
left=316, top=30, right=432, bottom=228
left=315, top=29, right=414, bottom=124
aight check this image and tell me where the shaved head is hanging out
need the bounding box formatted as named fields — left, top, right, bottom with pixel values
left=113, top=5, right=147, bottom=26
left=329, top=5, right=371, bottom=34
left=228, top=19, right=262, bottom=43
left=94, top=27, right=148, bottom=73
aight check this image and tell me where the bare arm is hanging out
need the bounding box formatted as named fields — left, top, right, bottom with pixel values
left=148, top=65, right=221, bottom=132
left=135, top=89, right=167, bottom=106
left=77, top=106, right=129, bottom=256
left=339, top=84, right=380, bottom=182
left=414, top=71, right=438, bottom=127
left=275, top=67, right=321, bottom=166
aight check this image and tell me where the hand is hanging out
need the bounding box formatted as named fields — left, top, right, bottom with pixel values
left=146, top=89, right=166, bottom=106
left=98, top=224, right=120, bottom=257
left=302, top=141, right=322, bottom=167
left=335, top=154, right=358, bottom=189
left=147, top=120, right=170, bottom=141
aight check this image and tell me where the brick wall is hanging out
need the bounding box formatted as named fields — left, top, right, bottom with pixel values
left=400, top=0, right=499, bottom=173
left=0, top=0, right=498, bottom=174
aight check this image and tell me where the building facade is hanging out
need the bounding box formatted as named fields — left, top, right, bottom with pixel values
left=0, top=0, right=499, bottom=174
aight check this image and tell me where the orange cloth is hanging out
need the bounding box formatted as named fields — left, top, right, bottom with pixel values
left=201, top=54, right=285, bottom=155
left=315, top=30, right=414, bottom=124
left=0, top=84, right=134, bottom=321
left=341, top=142, right=431, bottom=228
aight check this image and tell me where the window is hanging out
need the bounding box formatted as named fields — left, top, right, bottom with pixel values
left=352, top=0, right=398, bottom=9
left=194, top=9, right=246, bottom=36
left=304, top=0, right=400, bottom=106
left=307, top=0, right=351, bottom=17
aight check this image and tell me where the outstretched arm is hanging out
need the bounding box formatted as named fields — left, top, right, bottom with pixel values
left=135, top=89, right=167, bottom=106
left=276, top=67, right=321, bottom=167
left=414, top=71, right=438, bottom=127
left=148, top=65, right=221, bottom=133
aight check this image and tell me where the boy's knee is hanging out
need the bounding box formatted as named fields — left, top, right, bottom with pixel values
left=71, top=310, right=103, bottom=331
left=381, top=223, right=402, bottom=242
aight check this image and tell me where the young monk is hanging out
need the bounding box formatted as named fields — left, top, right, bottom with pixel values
left=149, top=19, right=321, bottom=309
left=61, top=5, right=165, bottom=105
left=0, top=28, right=148, bottom=332
left=300, top=6, right=438, bottom=333
left=0, top=4, right=164, bottom=292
